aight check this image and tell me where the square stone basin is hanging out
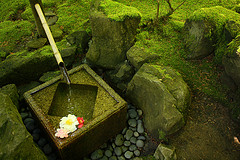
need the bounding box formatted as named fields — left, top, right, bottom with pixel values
left=23, top=64, right=127, bottom=159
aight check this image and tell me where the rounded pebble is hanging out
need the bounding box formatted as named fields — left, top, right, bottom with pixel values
left=134, top=150, right=141, bottom=157
left=134, top=132, right=139, bottom=137
left=38, top=137, right=47, bottom=147
left=24, top=118, right=34, bottom=125
left=128, top=109, right=137, bottom=119
left=91, top=149, right=104, bottom=160
left=129, top=145, right=137, bottom=151
left=47, top=153, right=57, bottom=160
left=33, top=128, right=41, bottom=134
left=20, top=112, right=29, bottom=120
left=122, top=128, right=127, bottom=134
left=115, top=134, right=124, bottom=146
left=124, top=151, right=133, bottom=159
left=43, top=144, right=53, bottom=155
left=32, top=133, right=40, bottom=142
left=105, top=150, right=112, bottom=157
left=136, top=140, right=144, bottom=148
left=121, top=146, right=128, bottom=153
left=25, top=121, right=35, bottom=132
left=123, top=141, right=131, bottom=147
left=114, top=147, right=122, bottom=156
left=137, top=122, right=144, bottom=134
left=128, top=119, right=137, bottom=128
left=109, top=156, right=117, bottom=160
left=125, top=129, right=133, bottom=140
left=130, top=137, right=137, bottom=144
left=118, top=156, right=126, bottom=160
left=137, top=109, right=143, bottom=116
left=100, top=156, right=108, bottom=160
left=138, top=136, right=146, bottom=141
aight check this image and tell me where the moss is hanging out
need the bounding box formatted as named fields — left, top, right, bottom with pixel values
left=0, top=20, right=34, bottom=53
left=21, top=6, right=34, bottom=22
left=226, top=34, right=240, bottom=57
left=98, top=0, right=141, bottom=21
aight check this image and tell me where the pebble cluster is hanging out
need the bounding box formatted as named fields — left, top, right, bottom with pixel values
left=20, top=103, right=146, bottom=160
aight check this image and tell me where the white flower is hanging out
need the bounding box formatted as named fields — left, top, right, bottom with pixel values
left=59, top=114, right=79, bottom=133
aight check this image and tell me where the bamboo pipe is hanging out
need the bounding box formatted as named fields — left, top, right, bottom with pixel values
left=35, top=4, right=71, bottom=84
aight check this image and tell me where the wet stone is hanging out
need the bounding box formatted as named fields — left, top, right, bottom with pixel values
left=100, top=156, right=108, bottom=160
left=115, top=134, right=124, bottom=146
left=122, top=128, right=127, bottom=134
left=105, top=150, right=112, bottom=157
left=134, top=131, right=139, bottom=137
left=20, top=112, right=29, bottom=120
left=38, top=137, right=47, bottom=147
left=91, top=149, right=104, bottom=160
left=23, top=117, right=34, bottom=125
left=125, top=129, right=133, bottom=140
left=137, top=122, right=144, bottom=134
left=100, top=143, right=108, bottom=149
left=118, top=156, right=126, bottom=160
left=43, top=144, right=53, bottom=155
left=33, top=128, right=41, bottom=134
left=124, top=151, right=133, bottom=159
left=128, top=109, right=138, bottom=119
left=121, top=146, right=128, bottom=153
left=124, top=141, right=131, bottom=147
left=136, top=140, right=144, bottom=148
left=129, top=127, right=137, bottom=131
left=138, top=136, right=146, bottom=141
left=130, top=137, right=137, bottom=144
left=137, top=109, right=143, bottom=117
left=114, top=147, right=122, bottom=156
left=47, top=153, right=57, bottom=160
left=25, top=121, right=35, bottom=132
left=109, top=156, right=117, bottom=160
left=128, top=119, right=137, bottom=127
left=129, top=145, right=137, bottom=152
left=32, top=133, right=40, bottom=142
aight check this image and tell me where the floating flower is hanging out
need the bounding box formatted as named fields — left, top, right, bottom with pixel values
left=55, top=128, right=69, bottom=138
left=77, top=117, right=85, bottom=128
left=60, top=114, right=79, bottom=133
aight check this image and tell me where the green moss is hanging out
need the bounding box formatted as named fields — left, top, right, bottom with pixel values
left=226, top=34, right=240, bottom=57
left=21, top=6, right=34, bottom=22
left=0, top=20, right=34, bottom=53
left=98, top=0, right=141, bottom=21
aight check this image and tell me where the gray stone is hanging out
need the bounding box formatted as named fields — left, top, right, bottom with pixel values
left=43, top=144, right=53, bottom=155
left=86, top=0, right=141, bottom=69
left=118, top=156, right=126, bottom=160
left=0, top=93, right=47, bottom=160
left=134, top=131, right=139, bottom=137
left=128, top=119, right=137, bottom=128
left=129, top=145, right=137, bottom=151
left=126, top=45, right=160, bottom=70
left=114, top=147, right=122, bottom=156
left=27, top=38, right=47, bottom=49
left=91, top=149, right=104, bottom=160
left=20, top=112, right=29, bottom=120
left=18, top=81, right=41, bottom=100
left=123, top=141, right=131, bottom=147
left=105, top=150, right=112, bottom=157
left=60, top=47, right=77, bottom=67
left=115, top=134, right=124, bottom=146
left=121, top=146, right=128, bottom=153
left=134, top=150, right=141, bottom=157
left=138, top=136, right=146, bottom=141
left=125, top=129, right=133, bottom=140
left=153, top=144, right=177, bottom=160
left=0, top=84, right=19, bottom=109
left=122, top=127, right=127, bottom=134
left=38, top=137, right=47, bottom=147
left=25, top=120, right=35, bottom=132
left=130, top=137, right=137, bottom=144
left=39, top=71, right=61, bottom=83
left=136, top=140, right=144, bottom=148
left=109, top=156, right=118, bottom=160
left=100, top=143, right=108, bottom=149
left=47, top=16, right=58, bottom=26
left=32, top=133, right=40, bottom=142
left=137, top=121, right=144, bottom=134
left=50, top=25, right=63, bottom=41
left=126, top=64, right=190, bottom=137
left=137, top=109, right=143, bottom=116
left=100, top=156, right=108, bottom=160
left=128, top=109, right=138, bottom=119
left=124, top=151, right=133, bottom=159
left=23, top=117, right=34, bottom=125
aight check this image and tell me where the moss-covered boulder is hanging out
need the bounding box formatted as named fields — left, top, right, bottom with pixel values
left=126, top=45, right=160, bottom=70
left=183, top=6, right=240, bottom=59
left=0, top=84, right=19, bottom=110
left=126, top=64, right=190, bottom=137
left=86, top=0, right=141, bottom=69
left=0, top=93, right=47, bottom=160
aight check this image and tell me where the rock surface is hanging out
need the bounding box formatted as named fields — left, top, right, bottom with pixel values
left=154, top=143, right=177, bottom=160
left=0, top=84, right=19, bottom=109
left=126, top=64, right=190, bottom=137
left=0, top=93, right=47, bottom=160
left=86, top=0, right=141, bottom=69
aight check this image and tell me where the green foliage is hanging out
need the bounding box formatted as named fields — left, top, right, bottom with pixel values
left=98, top=0, right=141, bottom=21
left=0, top=0, right=28, bottom=22
left=21, top=7, right=34, bottom=22
left=0, top=20, right=33, bottom=53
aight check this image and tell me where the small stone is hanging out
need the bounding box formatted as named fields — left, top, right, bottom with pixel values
left=115, top=134, right=124, bottom=146
left=136, top=140, right=144, bottom=148
left=43, top=144, right=53, bottom=155
left=100, top=156, right=108, bottom=160
left=138, top=136, right=146, bottom=141
left=20, top=112, right=29, bottom=120
left=137, top=122, right=144, bottom=134
left=125, top=129, right=133, bottom=140
left=128, top=119, right=137, bottom=128
left=114, top=147, right=122, bottom=156
left=109, top=156, right=117, bottom=160
left=47, top=16, right=58, bottom=26
left=130, top=137, right=137, bottom=144
left=91, top=149, right=104, bottom=160
left=25, top=121, right=35, bottom=132
left=122, top=127, right=127, bottom=134
left=134, top=150, right=141, bottom=157
left=129, top=127, right=137, bottom=131
left=23, top=117, right=34, bottom=125
left=47, top=153, right=57, bottom=160
left=32, top=133, right=40, bottom=142
left=134, top=132, right=139, bottom=137
left=33, top=128, right=41, bottom=134
left=124, top=151, right=133, bottom=159
left=112, top=143, right=116, bottom=149
left=105, top=150, right=112, bottom=157
left=123, top=141, right=131, bottom=147
left=100, top=143, right=108, bottom=149
left=129, top=145, right=137, bottom=151
left=128, top=109, right=138, bottom=119
left=26, top=38, right=47, bottom=49
left=38, top=138, right=47, bottom=147
left=118, top=156, right=126, bottom=160
left=121, top=146, right=128, bottom=153
left=137, top=109, right=143, bottom=116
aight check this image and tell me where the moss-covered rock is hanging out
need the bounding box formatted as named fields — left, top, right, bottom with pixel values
left=126, top=64, right=190, bottom=137
left=86, top=0, right=141, bottom=69
left=0, top=92, right=47, bottom=160
left=0, top=84, right=19, bottom=110
left=183, top=6, right=240, bottom=59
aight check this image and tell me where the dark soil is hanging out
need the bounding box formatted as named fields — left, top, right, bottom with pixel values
left=169, top=92, right=240, bottom=160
